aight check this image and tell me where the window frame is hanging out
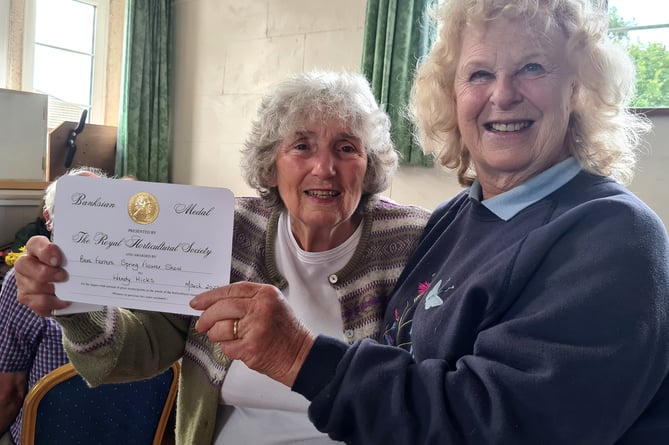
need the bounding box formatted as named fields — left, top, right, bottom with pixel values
left=22, top=0, right=110, bottom=125
left=0, top=0, right=9, bottom=88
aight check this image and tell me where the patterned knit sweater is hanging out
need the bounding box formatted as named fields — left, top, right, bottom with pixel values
left=56, top=195, right=430, bottom=445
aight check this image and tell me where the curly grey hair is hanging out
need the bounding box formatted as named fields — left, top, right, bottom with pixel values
left=241, top=70, right=398, bottom=210
left=411, top=0, right=652, bottom=186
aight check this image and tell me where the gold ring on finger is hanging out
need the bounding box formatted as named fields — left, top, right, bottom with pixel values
left=232, top=318, right=239, bottom=340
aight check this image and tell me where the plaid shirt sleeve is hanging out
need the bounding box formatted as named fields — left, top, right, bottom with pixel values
left=1, top=268, right=69, bottom=445
left=0, top=268, right=52, bottom=372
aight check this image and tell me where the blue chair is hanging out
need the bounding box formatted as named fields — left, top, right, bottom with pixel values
left=20, top=361, right=179, bottom=445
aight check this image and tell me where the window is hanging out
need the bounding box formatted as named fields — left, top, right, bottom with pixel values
left=607, top=0, right=669, bottom=108
left=22, top=0, right=109, bottom=128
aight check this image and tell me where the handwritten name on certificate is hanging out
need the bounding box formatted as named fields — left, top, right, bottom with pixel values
left=53, top=175, right=234, bottom=316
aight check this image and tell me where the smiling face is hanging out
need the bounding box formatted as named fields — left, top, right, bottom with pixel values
left=272, top=117, right=368, bottom=252
left=454, top=16, right=577, bottom=199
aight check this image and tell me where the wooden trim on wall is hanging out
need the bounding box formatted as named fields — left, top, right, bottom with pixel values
left=0, top=180, right=48, bottom=190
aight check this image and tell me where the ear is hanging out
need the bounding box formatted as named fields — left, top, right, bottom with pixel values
left=43, top=209, right=53, bottom=232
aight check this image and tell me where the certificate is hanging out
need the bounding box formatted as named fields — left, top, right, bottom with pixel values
left=53, top=175, right=234, bottom=316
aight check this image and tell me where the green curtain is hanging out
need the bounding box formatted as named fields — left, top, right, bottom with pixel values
left=362, top=0, right=436, bottom=166
left=116, top=0, right=173, bottom=182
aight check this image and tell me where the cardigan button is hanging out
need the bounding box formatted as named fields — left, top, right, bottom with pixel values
left=328, top=274, right=338, bottom=284
left=344, top=329, right=354, bottom=339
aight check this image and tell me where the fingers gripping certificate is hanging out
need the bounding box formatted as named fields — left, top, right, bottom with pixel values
left=53, top=176, right=234, bottom=315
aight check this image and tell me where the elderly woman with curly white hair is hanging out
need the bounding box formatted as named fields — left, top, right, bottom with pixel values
left=15, top=71, right=431, bottom=444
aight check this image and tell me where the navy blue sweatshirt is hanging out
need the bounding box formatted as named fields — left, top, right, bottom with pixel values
left=293, top=170, right=669, bottom=444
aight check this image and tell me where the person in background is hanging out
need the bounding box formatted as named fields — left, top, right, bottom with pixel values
left=15, top=71, right=431, bottom=444
left=184, top=0, right=666, bottom=443
left=0, top=167, right=109, bottom=445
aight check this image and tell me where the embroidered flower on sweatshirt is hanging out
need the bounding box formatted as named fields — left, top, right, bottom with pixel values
left=383, top=280, right=431, bottom=350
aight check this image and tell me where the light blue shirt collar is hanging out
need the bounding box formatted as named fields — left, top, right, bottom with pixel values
left=469, top=157, right=581, bottom=221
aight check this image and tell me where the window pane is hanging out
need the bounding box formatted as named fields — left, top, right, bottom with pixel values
left=35, top=0, right=95, bottom=54
left=608, top=1, right=669, bottom=108
left=608, top=0, right=669, bottom=27
left=48, top=96, right=88, bottom=129
left=33, top=44, right=92, bottom=106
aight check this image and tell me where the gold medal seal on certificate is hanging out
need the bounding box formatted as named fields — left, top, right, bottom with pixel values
left=128, top=191, right=160, bottom=224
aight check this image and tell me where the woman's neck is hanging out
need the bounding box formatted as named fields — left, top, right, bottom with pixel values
left=290, top=213, right=363, bottom=252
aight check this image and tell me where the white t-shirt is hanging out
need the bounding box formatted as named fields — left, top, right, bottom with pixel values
left=214, top=211, right=361, bottom=445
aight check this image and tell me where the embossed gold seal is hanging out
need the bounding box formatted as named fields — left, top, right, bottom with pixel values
left=128, top=192, right=159, bottom=224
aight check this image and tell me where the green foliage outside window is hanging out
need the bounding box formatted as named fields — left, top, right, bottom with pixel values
left=609, top=7, right=669, bottom=108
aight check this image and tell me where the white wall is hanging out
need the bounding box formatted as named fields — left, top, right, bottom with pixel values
left=171, top=0, right=669, bottom=229
left=629, top=114, right=669, bottom=226
left=172, top=0, right=366, bottom=198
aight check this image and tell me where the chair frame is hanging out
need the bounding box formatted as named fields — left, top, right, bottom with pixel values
left=20, top=361, right=179, bottom=445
